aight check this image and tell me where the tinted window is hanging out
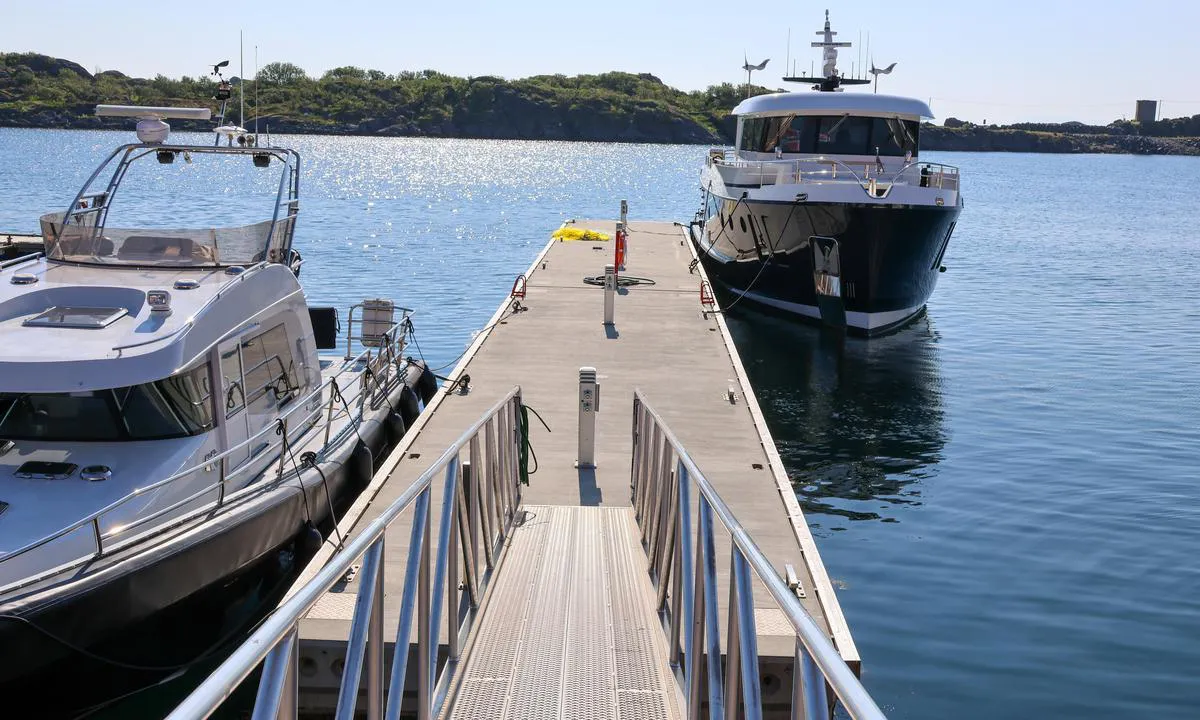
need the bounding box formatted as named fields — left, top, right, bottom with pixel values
left=816, top=116, right=873, bottom=155
left=739, top=115, right=921, bottom=156
left=221, top=344, right=245, bottom=416
left=0, top=362, right=214, bottom=441
left=872, top=117, right=919, bottom=156
left=241, top=324, right=299, bottom=408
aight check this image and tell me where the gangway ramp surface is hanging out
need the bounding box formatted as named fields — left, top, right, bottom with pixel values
left=444, top=505, right=680, bottom=719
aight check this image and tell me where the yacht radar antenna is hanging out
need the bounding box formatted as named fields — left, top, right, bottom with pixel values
left=95, top=105, right=212, bottom=144
left=782, top=10, right=870, bottom=92
left=742, top=55, right=770, bottom=98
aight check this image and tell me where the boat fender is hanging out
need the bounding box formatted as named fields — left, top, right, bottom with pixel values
left=301, top=522, right=324, bottom=554
left=410, top=360, right=439, bottom=404
left=398, top=385, right=421, bottom=428
left=387, top=410, right=407, bottom=445
left=352, top=442, right=374, bottom=487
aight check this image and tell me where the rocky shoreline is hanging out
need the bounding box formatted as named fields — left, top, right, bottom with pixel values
left=3, top=53, right=1198, bottom=156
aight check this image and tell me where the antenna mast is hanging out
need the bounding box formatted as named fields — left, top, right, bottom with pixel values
left=239, top=31, right=245, bottom=129
left=254, top=45, right=259, bottom=134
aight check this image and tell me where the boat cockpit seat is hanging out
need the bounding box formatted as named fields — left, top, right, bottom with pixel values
left=54, top=234, right=115, bottom=258
left=116, top=236, right=216, bottom=264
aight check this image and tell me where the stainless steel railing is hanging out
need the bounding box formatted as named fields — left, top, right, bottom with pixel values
left=0, top=319, right=412, bottom=593
left=167, top=387, right=525, bottom=720
left=709, top=151, right=960, bottom=195
left=631, top=390, right=886, bottom=720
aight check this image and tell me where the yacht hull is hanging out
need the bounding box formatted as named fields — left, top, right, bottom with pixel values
left=0, top=373, right=429, bottom=713
left=694, top=195, right=961, bottom=336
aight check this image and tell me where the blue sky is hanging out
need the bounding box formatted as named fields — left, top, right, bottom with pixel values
left=3, top=0, right=1198, bottom=125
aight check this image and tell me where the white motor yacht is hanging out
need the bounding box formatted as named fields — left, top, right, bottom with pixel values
left=692, top=11, right=963, bottom=336
left=0, top=106, right=438, bottom=695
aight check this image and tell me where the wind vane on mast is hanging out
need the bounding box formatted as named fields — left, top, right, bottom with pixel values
left=741, top=55, right=770, bottom=98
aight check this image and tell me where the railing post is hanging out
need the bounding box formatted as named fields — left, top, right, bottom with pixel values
left=724, top=564, right=741, bottom=720
left=468, top=436, right=486, bottom=573
left=92, top=517, right=103, bottom=557
left=642, top=423, right=663, bottom=548
left=427, top=456, right=459, bottom=710
left=385, top=490, right=429, bottom=720
left=482, top=418, right=498, bottom=546
left=796, top=640, right=831, bottom=720
left=417, top=486, right=432, bottom=720
left=630, top=396, right=643, bottom=509
left=335, top=539, right=384, bottom=720
left=699, top=497, right=725, bottom=719
left=251, top=628, right=297, bottom=720
left=679, top=462, right=703, bottom=717
left=458, top=460, right=479, bottom=607
left=734, top=550, right=763, bottom=720
left=448, top=454, right=462, bottom=662
left=655, top=463, right=678, bottom=613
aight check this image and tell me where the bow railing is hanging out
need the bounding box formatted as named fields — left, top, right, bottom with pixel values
left=632, top=390, right=886, bottom=720
left=168, top=387, right=525, bottom=720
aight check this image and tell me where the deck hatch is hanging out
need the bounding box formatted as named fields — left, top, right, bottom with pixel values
left=22, top=306, right=128, bottom=329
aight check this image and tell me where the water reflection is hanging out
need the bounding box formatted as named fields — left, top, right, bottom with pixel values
left=726, top=310, right=946, bottom=525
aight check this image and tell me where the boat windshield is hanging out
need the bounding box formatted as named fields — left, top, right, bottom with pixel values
left=0, top=363, right=213, bottom=442
left=42, top=145, right=298, bottom=268
left=740, top=115, right=920, bottom=156
left=40, top=214, right=294, bottom=267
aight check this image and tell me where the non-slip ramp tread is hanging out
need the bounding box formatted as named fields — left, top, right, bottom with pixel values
left=444, top=505, right=679, bottom=720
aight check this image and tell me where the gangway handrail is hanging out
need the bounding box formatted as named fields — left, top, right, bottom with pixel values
left=631, top=390, right=886, bottom=720
left=167, top=386, right=525, bottom=720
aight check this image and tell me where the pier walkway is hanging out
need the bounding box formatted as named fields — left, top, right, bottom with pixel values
left=170, top=219, right=881, bottom=719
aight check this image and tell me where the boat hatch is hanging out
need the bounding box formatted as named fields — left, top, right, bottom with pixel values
left=22, top=306, right=129, bottom=329
left=14, top=462, right=78, bottom=480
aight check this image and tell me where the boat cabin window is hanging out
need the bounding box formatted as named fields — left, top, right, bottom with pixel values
left=240, top=324, right=300, bottom=411
left=739, top=115, right=919, bottom=157
left=0, top=362, right=214, bottom=442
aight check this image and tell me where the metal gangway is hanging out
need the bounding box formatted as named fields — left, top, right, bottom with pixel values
left=168, top=388, right=887, bottom=720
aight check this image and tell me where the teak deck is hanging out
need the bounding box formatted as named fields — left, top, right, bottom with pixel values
left=289, top=220, right=857, bottom=714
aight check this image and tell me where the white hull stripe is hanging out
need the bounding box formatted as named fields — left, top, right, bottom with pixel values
left=724, top=286, right=924, bottom=331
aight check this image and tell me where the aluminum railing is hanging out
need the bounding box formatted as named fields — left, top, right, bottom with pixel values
left=168, top=387, right=525, bottom=720
left=631, top=390, right=886, bottom=720
left=710, top=151, right=960, bottom=194
left=0, top=318, right=411, bottom=594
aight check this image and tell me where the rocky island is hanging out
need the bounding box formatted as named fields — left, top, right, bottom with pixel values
left=2, top=53, right=1198, bottom=156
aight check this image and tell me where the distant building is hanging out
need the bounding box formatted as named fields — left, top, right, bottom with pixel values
left=1135, top=100, right=1158, bottom=124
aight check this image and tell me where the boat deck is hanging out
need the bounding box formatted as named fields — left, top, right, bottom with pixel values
left=289, top=220, right=857, bottom=714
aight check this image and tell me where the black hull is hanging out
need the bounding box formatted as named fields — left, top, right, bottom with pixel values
left=0, top=366, right=437, bottom=716
left=694, top=194, right=961, bottom=336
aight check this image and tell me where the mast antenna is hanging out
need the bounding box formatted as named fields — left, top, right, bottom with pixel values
left=239, top=31, right=245, bottom=129
left=254, top=45, right=259, bottom=135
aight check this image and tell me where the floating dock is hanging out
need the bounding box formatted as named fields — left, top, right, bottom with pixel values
left=281, top=218, right=860, bottom=717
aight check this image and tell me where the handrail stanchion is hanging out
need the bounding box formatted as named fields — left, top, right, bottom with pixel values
left=334, top=539, right=384, bottom=720
left=699, top=497, right=725, bottom=718
left=417, top=485, right=433, bottom=720
left=798, top=638, right=830, bottom=720
left=384, top=489, right=428, bottom=720
left=251, top=629, right=296, bottom=720
left=734, top=550, right=764, bottom=720
left=723, top=563, right=742, bottom=720
left=469, top=437, right=486, bottom=573
left=448, top=457, right=462, bottom=663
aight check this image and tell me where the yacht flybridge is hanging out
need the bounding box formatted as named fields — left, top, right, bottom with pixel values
left=692, top=10, right=963, bottom=335
left=0, top=106, right=436, bottom=700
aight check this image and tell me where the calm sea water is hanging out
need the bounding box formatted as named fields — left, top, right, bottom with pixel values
left=2, top=129, right=1198, bottom=719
